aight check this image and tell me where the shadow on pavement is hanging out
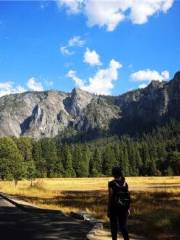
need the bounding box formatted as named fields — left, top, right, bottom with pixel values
left=0, top=203, right=92, bottom=240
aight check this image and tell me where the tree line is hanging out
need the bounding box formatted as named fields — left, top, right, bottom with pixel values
left=0, top=121, right=179, bottom=182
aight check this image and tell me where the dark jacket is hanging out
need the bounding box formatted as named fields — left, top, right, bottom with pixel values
left=108, top=177, right=130, bottom=213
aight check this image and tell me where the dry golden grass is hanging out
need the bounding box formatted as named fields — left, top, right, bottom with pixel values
left=0, top=176, right=180, bottom=240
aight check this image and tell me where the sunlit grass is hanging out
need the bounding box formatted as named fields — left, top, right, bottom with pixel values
left=0, top=176, right=180, bottom=239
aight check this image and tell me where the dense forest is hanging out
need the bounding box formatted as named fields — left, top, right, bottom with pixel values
left=0, top=120, right=179, bottom=182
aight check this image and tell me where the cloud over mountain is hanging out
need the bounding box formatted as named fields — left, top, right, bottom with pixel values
left=27, top=78, right=44, bottom=91
left=0, top=82, right=26, bottom=97
left=67, top=59, right=122, bottom=95
left=131, top=69, right=170, bottom=82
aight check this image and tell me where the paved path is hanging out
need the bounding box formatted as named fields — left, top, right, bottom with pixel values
left=0, top=195, right=92, bottom=240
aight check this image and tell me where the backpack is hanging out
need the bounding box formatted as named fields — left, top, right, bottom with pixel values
left=112, top=180, right=130, bottom=209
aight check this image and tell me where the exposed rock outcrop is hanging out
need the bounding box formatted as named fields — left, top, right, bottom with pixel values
left=0, top=72, right=179, bottom=138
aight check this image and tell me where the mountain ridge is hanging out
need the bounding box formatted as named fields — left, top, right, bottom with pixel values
left=0, top=71, right=179, bottom=138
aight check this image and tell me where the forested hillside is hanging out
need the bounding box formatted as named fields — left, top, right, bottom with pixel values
left=0, top=120, right=179, bottom=181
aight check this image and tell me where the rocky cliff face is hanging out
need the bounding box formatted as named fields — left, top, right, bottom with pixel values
left=0, top=72, right=179, bottom=138
left=115, top=72, right=180, bottom=127
left=115, top=80, right=168, bottom=125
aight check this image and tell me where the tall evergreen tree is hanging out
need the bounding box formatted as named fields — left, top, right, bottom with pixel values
left=41, top=138, right=62, bottom=177
left=79, top=147, right=89, bottom=177
left=89, top=148, right=102, bottom=176
left=32, top=140, right=47, bottom=177
left=102, top=145, right=116, bottom=176
left=0, top=137, right=25, bottom=184
left=62, top=144, right=75, bottom=177
left=72, top=144, right=82, bottom=177
left=121, top=148, right=130, bottom=176
left=15, top=137, right=36, bottom=180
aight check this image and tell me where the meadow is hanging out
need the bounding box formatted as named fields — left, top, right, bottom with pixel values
left=0, top=176, right=180, bottom=240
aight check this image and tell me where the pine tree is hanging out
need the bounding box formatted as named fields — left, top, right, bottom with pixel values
left=102, top=145, right=116, bottom=176
left=26, top=160, right=36, bottom=186
left=127, top=144, right=137, bottom=176
left=89, top=157, right=98, bottom=176
left=113, top=143, right=121, bottom=167
left=72, top=145, right=82, bottom=177
left=140, top=143, right=151, bottom=175
left=79, top=147, right=89, bottom=177
left=121, top=148, right=130, bottom=176
left=0, top=137, right=25, bottom=184
left=15, top=137, right=33, bottom=162
left=32, top=140, right=47, bottom=177
left=15, top=137, right=37, bottom=181
left=135, top=147, right=142, bottom=175
left=63, top=144, right=75, bottom=177
left=89, top=148, right=102, bottom=176
left=41, top=138, right=62, bottom=177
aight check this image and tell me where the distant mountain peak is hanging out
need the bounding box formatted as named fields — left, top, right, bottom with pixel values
left=71, top=87, right=93, bottom=97
left=0, top=72, right=179, bottom=138
left=147, top=80, right=166, bottom=89
left=173, top=71, right=180, bottom=81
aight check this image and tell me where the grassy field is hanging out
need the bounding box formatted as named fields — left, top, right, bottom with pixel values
left=0, top=176, right=180, bottom=240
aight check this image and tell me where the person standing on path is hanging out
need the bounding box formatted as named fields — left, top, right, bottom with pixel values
left=107, top=166, right=130, bottom=240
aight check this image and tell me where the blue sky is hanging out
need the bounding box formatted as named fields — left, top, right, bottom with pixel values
left=0, top=0, right=179, bottom=96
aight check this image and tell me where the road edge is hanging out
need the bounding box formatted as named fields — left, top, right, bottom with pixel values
left=0, top=192, right=38, bottom=210
left=69, top=211, right=104, bottom=240
left=0, top=192, right=104, bottom=240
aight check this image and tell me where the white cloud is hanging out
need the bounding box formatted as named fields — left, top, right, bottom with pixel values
left=58, top=0, right=83, bottom=14
left=60, top=35, right=85, bottom=56
left=60, top=46, right=74, bottom=56
left=68, top=36, right=85, bottom=47
left=131, top=69, right=170, bottom=82
left=129, top=0, right=174, bottom=24
left=138, top=83, right=148, bottom=89
left=66, top=70, right=85, bottom=87
left=27, top=77, right=44, bottom=91
left=0, top=81, right=26, bottom=97
left=15, top=85, right=26, bottom=93
left=84, top=0, right=125, bottom=31
left=67, top=59, right=122, bottom=95
left=0, top=77, right=45, bottom=97
left=0, top=82, right=12, bottom=90
left=83, top=48, right=101, bottom=66
left=57, top=0, right=174, bottom=31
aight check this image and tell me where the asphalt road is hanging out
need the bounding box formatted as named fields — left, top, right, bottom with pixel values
left=0, top=195, right=92, bottom=240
